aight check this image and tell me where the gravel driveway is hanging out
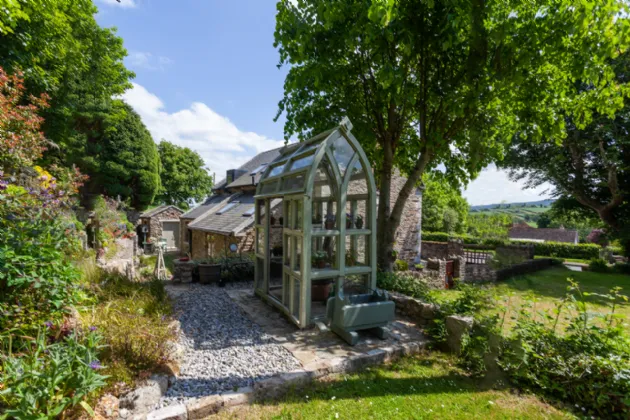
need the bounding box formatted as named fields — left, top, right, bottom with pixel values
left=159, top=283, right=301, bottom=408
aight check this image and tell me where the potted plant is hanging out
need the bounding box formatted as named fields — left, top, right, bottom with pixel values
left=312, top=213, right=323, bottom=228
left=311, top=279, right=333, bottom=302
left=312, top=251, right=328, bottom=269
left=346, top=213, right=354, bottom=229
left=355, top=215, right=364, bottom=229
left=198, top=258, right=222, bottom=284
left=325, top=214, right=336, bottom=230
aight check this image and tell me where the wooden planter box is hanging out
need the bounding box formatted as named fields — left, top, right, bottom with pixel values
left=198, top=263, right=221, bottom=284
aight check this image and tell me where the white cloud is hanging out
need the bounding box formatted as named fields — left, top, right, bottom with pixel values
left=122, top=83, right=285, bottom=182
left=98, top=0, right=136, bottom=8
left=462, top=164, right=554, bottom=206
left=127, top=52, right=173, bottom=71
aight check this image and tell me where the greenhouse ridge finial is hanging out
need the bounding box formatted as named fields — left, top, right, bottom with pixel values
left=339, top=116, right=353, bottom=133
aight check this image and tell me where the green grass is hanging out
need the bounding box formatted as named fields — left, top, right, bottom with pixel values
left=217, top=353, right=570, bottom=420
left=534, top=256, right=590, bottom=264
left=431, top=266, right=630, bottom=333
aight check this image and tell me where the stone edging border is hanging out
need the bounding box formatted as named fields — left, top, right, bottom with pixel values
left=146, top=339, right=428, bottom=420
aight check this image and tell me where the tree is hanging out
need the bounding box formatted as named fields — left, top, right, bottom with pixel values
left=502, top=55, right=630, bottom=253
left=0, top=68, right=49, bottom=171
left=537, top=213, right=552, bottom=229
left=467, top=213, right=513, bottom=240
left=156, top=141, right=213, bottom=209
left=274, top=0, right=629, bottom=270
left=0, top=0, right=134, bottom=173
left=80, top=102, right=160, bottom=210
left=421, top=173, right=469, bottom=234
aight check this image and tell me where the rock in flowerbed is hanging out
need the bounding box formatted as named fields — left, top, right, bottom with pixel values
left=158, top=282, right=301, bottom=409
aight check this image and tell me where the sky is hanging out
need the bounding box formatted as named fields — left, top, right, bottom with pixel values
left=95, top=0, right=553, bottom=206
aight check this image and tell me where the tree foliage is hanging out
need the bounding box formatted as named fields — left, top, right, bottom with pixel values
left=80, top=102, right=160, bottom=210
left=421, top=173, right=469, bottom=234
left=0, top=68, right=50, bottom=171
left=274, top=0, right=630, bottom=270
left=467, top=213, right=513, bottom=240
left=502, top=55, right=630, bottom=254
left=0, top=0, right=136, bottom=202
left=156, top=141, right=213, bottom=210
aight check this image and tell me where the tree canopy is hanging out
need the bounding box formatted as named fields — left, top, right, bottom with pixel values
left=274, top=0, right=630, bottom=269
left=80, top=102, right=160, bottom=210
left=421, top=173, right=469, bottom=234
left=156, top=141, right=213, bottom=210
left=502, top=55, right=630, bottom=253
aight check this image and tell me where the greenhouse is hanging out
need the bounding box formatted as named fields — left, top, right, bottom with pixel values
left=254, top=117, right=386, bottom=333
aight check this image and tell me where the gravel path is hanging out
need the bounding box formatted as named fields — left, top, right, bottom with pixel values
left=159, top=282, right=301, bottom=408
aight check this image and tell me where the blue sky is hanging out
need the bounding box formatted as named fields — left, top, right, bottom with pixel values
left=95, top=0, right=552, bottom=206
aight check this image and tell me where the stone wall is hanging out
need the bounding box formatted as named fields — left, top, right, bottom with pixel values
left=144, top=207, right=183, bottom=243
left=389, top=292, right=438, bottom=326
left=464, top=264, right=497, bottom=283
left=180, top=219, right=192, bottom=255
left=421, top=240, right=464, bottom=260
left=191, top=230, right=208, bottom=260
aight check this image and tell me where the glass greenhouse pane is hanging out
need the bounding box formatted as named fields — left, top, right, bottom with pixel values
left=268, top=164, right=286, bottom=177
left=260, top=181, right=278, bottom=195
left=282, top=173, right=305, bottom=191
left=312, top=200, right=337, bottom=230
left=295, top=200, right=303, bottom=230
left=345, top=234, right=368, bottom=267
left=293, top=239, right=302, bottom=272
left=331, top=135, right=355, bottom=177
left=313, top=157, right=336, bottom=198
left=292, top=277, right=301, bottom=319
left=345, top=198, right=368, bottom=230
left=295, top=141, right=319, bottom=156
left=289, top=154, right=314, bottom=171
left=343, top=274, right=370, bottom=295
left=311, top=235, right=337, bottom=271
left=255, top=257, right=264, bottom=290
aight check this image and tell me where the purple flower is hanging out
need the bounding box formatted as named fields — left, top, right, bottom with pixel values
left=44, top=321, right=53, bottom=328
left=89, top=326, right=97, bottom=331
left=89, top=360, right=102, bottom=370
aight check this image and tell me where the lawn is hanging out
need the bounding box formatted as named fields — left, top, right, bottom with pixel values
left=216, top=353, right=570, bottom=420
left=430, top=266, right=630, bottom=333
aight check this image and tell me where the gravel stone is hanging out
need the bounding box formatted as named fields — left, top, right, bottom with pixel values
left=158, top=282, right=301, bottom=408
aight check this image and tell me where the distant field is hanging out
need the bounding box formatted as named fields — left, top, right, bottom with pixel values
left=470, top=204, right=551, bottom=226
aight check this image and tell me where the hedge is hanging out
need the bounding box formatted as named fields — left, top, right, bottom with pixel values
left=422, top=231, right=621, bottom=259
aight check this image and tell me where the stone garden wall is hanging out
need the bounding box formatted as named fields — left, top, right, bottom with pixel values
left=146, top=207, right=183, bottom=240
left=421, top=240, right=464, bottom=260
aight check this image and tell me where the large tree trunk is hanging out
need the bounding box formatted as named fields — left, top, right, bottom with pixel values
left=376, top=139, right=394, bottom=271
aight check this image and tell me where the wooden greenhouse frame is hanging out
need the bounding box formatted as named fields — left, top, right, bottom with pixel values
left=254, top=118, right=378, bottom=329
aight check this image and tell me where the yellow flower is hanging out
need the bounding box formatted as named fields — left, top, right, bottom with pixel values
left=34, top=165, right=53, bottom=188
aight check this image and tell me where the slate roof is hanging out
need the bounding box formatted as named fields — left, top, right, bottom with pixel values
left=508, top=226, right=578, bottom=244
left=188, top=193, right=257, bottom=235
left=180, top=194, right=232, bottom=220
left=139, top=205, right=184, bottom=219
left=214, top=147, right=283, bottom=191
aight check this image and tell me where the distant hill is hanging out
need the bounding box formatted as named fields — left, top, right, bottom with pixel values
left=469, top=199, right=555, bottom=227
left=470, top=199, right=555, bottom=211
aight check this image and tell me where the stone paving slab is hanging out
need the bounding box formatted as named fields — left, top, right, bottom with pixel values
left=226, top=289, right=428, bottom=370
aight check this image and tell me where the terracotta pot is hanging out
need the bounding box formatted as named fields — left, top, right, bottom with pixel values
left=325, top=221, right=335, bottom=230
left=311, top=281, right=333, bottom=302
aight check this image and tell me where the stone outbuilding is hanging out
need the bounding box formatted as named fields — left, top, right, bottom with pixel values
left=138, top=205, right=185, bottom=251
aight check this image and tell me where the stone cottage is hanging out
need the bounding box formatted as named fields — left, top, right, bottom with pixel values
left=180, top=146, right=423, bottom=264
left=508, top=223, right=578, bottom=244
left=138, top=205, right=184, bottom=251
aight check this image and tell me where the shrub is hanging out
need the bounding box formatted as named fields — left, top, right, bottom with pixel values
left=80, top=268, right=175, bottom=384
left=393, top=259, right=409, bottom=272
left=589, top=258, right=610, bottom=273
left=0, top=330, right=107, bottom=418
left=377, top=271, right=430, bottom=300
left=499, top=281, right=630, bottom=418
left=613, top=263, right=630, bottom=275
